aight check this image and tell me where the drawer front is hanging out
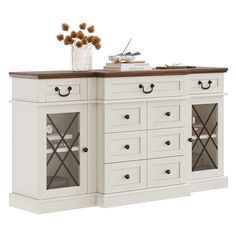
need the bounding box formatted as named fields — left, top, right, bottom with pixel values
left=104, top=131, right=146, bottom=163
left=148, top=100, right=186, bottom=129
left=190, top=73, right=223, bottom=95
left=148, top=128, right=185, bottom=158
left=104, top=76, right=185, bottom=100
left=104, top=102, right=146, bottom=133
left=104, top=160, right=146, bottom=193
left=46, top=78, right=87, bottom=102
left=148, top=156, right=184, bottom=188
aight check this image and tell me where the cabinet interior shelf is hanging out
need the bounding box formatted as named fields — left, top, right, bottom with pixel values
left=47, top=134, right=73, bottom=141
left=46, top=146, right=79, bottom=154
left=192, top=133, right=217, bottom=140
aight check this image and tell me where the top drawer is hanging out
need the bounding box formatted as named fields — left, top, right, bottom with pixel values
left=45, top=79, right=87, bottom=102
left=189, top=73, right=223, bottom=95
left=99, top=76, right=185, bottom=100
left=12, top=78, right=88, bottom=102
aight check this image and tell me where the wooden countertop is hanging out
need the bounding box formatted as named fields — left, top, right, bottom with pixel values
left=9, top=67, right=228, bottom=79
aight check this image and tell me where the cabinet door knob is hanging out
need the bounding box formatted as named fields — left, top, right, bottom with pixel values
left=188, top=138, right=193, bottom=142
left=165, top=169, right=171, bottom=174
left=124, top=114, right=130, bottom=119
left=124, top=174, right=130, bottom=179
left=165, top=112, right=171, bottom=116
left=83, top=147, right=88, bottom=152
left=165, top=140, right=171, bottom=145
left=124, top=144, right=130, bottom=150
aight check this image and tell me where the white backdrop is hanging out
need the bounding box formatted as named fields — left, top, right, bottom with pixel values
left=0, top=0, right=235, bottom=235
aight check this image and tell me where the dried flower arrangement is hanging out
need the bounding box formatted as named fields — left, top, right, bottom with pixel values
left=56, top=23, right=101, bottom=49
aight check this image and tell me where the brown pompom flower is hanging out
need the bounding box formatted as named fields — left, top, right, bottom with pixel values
left=79, top=22, right=87, bottom=30
left=62, top=23, right=69, bottom=31
left=76, top=41, right=83, bottom=48
left=82, top=37, right=88, bottom=45
left=76, top=30, right=85, bottom=39
left=92, top=36, right=101, bottom=44
left=70, top=31, right=77, bottom=38
left=87, top=35, right=94, bottom=43
left=64, top=36, right=74, bottom=45
left=94, top=43, right=101, bottom=50
left=57, top=22, right=101, bottom=49
left=87, top=25, right=95, bottom=33
left=56, top=34, right=64, bottom=41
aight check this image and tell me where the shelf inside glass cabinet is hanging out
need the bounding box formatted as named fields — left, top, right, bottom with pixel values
left=192, top=133, right=217, bottom=140
left=46, top=146, right=79, bottom=154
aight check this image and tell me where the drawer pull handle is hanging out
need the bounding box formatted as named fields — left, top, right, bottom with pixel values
left=124, top=144, right=130, bottom=150
left=83, top=147, right=88, bottom=152
left=165, top=140, right=171, bottom=145
left=198, top=80, right=212, bottom=90
left=165, top=112, right=171, bottom=117
left=55, top=86, right=72, bottom=97
left=124, top=174, right=130, bottom=179
left=124, top=114, right=130, bottom=119
left=165, top=169, right=171, bottom=174
left=139, top=83, right=155, bottom=94
left=188, top=138, right=193, bottom=142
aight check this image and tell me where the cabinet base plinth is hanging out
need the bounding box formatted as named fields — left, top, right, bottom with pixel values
left=9, top=177, right=228, bottom=213
left=9, top=193, right=96, bottom=214
left=190, top=176, right=228, bottom=192
left=97, top=184, right=191, bottom=208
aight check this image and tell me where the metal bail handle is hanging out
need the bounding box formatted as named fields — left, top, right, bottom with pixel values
left=55, top=86, right=72, bottom=97
left=139, top=83, right=155, bottom=94
left=198, top=80, right=212, bottom=90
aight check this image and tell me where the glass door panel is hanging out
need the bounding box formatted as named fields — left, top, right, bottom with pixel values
left=191, top=103, right=218, bottom=172
left=46, top=112, right=80, bottom=190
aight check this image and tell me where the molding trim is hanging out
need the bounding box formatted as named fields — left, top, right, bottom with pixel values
left=9, top=176, right=228, bottom=213
left=9, top=193, right=96, bottom=214
left=190, top=176, right=228, bottom=192
left=97, top=184, right=191, bottom=208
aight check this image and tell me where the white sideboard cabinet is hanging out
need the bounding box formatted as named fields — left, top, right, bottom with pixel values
left=9, top=67, right=228, bottom=213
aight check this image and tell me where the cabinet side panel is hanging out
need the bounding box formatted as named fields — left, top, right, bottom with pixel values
left=12, top=102, right=39, bottom=198
left=96, top=104, right=104, bottom=193
left=88, top=103, right=97, bottom=193
left=12, top=78, right=39, bottom=102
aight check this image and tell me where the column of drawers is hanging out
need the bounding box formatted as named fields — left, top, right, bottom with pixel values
left=99, top=76, right=187, bottom=194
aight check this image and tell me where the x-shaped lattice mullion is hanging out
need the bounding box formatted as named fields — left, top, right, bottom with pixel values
left=47, top=114, right=80, bottom=165
left=192, top=104, right=218, bottom=150
left=47, top=137, right=80, bottom=188
left=47, top=133, right=80, bottom=188
left=192, top=122, right=218, bottom=171
left=47, top=113, right=78, bottom=165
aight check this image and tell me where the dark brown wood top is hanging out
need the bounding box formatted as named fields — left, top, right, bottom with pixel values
left=9, top=67, right=228, bottom=79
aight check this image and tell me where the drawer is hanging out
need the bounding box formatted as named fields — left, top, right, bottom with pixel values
left=45, top=78, right=88, bottom=102
left=101, top=76, right=185, bottom=100
left=148, top=100, right=186, bottom=129
left=104, top=102, right=146, bottom=133
left=104, top=131, right=146, bottom=163
left=148, top=156, right=185, bottom=188
left=104, top=160, right=147, bottom=193
left=148, top=128, right=185, bottom=158
left=190, top=73, right=223, bottom=95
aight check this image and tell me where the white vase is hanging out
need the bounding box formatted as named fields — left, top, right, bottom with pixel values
left=71, top=46, right=92, bottom=71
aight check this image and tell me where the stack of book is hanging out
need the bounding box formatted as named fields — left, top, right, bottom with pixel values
left=104, top=61, right=152, bottom=71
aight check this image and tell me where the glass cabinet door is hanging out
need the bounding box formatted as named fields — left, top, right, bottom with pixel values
left=41, top=104, right=88, bottom=197
left=46, top=112, right=81, bottom=190
left=191, top=103, right=218, bottom=173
